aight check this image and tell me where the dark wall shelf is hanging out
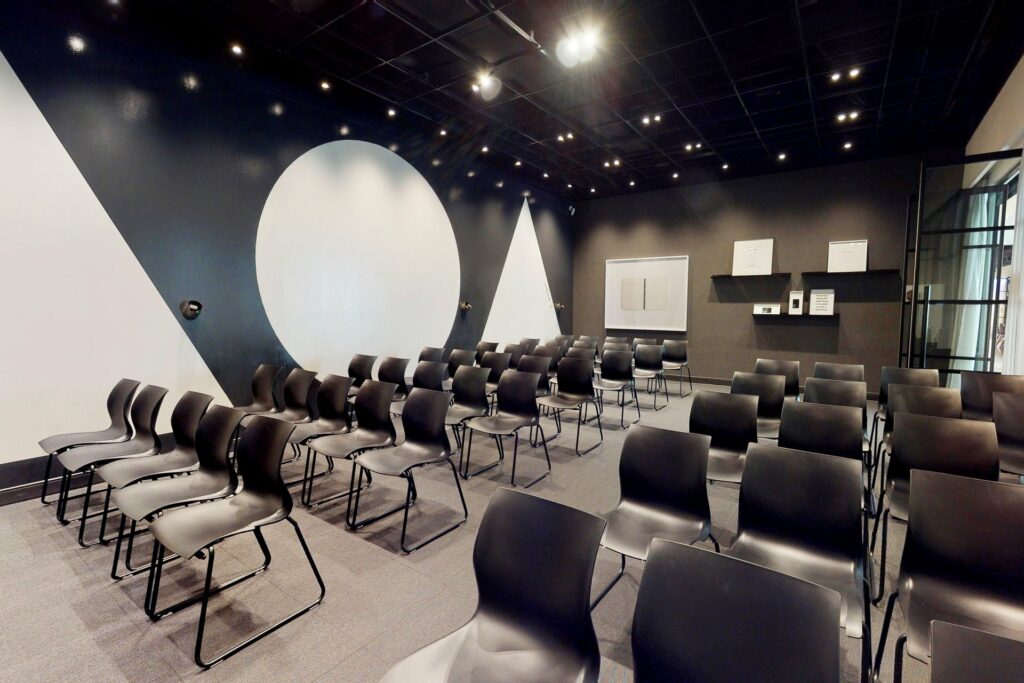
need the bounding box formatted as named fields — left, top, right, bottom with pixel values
left=800, top=269, right=901, bottom=277
left=711, top=272, right=791, bottom=279
left=752, top=313, right=839, bottom=320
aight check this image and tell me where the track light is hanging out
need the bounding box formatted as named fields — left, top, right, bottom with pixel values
left=229, top=42, right=243, bottom=57
left=722, top=163, right=729, bottom=170
left=475, top=72, right=502, bottom=101
left=269, top=102, right=285, bottom=116
left=830, top=72, right=841, bottom=81
left=543, top=172, right=549, bottom=178
left=387, top=108, right=397, bottom=118
left=843, top=141, right=853, bottom=150
left=514, top=160, right=522, bottom=167
left=439, top=129, right=447, bottom=136
left=672, top=172, right=679, bottom=179
left=182, top=73, right=200, bottom=92
left=68, top=34, right=87, bottom=53
left=849, top=68, right=860, bottom=78
left=481, top=145, right=489, bottom=153
left=777, top=152, right=787, bottom=161
left=556, top=26, right=601, bottom=67
left=628, top=180, right=635, bottom=187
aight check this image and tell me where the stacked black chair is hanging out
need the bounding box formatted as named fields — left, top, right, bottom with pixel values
left=874, top=471, right=1024, bottom=682
left=633, top=540, right=841, bottom=683
left=417, top=346, right=445, bottom=363
left=754, top=358, right=800, bottom=398
left=731, top=370, right=786, bottom=439
left=378, top=357, right=411, bottom=401
left=929, top=622, right=1024, bottom=683
left=502, top=342, right=526, bottom=368
left=463, top=370, right=552, bottom=487
left=661, top=340, right=692, bottom=397
left=475, top=341, right=499, bottom=365
left=634, top=343, right=669, bottom=410
left=690, top=391, right=758, bottom=483
left=38, top=378, right=139, bottom=505
left=347, top=354, right=377, bottom=397
left=108, top=405, right=244, bottom=580
left=145, top=416, right=325, bottom=668
left=993, top=391, right=1024, bottom=476
left=234, top=363, right=281, bottom=416
left=591, top=427, right=715, bottom=608
left=381, top=488, right=605, bottom=682
left=813, top=361, right=865, bottom=382
left=870, top=366, right=939, bottom=454
left=346, top=389, right=467, bottom=553
left=594, top=349, right=640, bottom=428
left=538, top=356, right=604, bottom=456
left=303, top=381, right=397, bottom=507
left=519, top=337, right=540, bottom=354
left=960, top=370, right=1024, bottom=421
left=444, top=366, right=490, bottom=453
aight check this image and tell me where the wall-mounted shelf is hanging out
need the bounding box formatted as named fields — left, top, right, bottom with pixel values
left=752, top=313, right=839, bottom=320
left=800, top=269, right=901, bottom=277
left=711, top=272, right=791, bottom=279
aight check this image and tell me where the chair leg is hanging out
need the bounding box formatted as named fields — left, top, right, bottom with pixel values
left=346, top=465, right=417, bottom=531
left=590, top=552, right=626, bottom=609
left=510, top=428, right=551, bottom=488
left=303, top=451, right=372, bottom=508
left=893, top=634, right=908, bottom=683
left=872, top=590, right=900, bottom=677
left=460, top=428, right=505, bottom=479
left=399, top=460, right=469, bottom=554
left=871, top=508, right=890, bottom=604
left=575, top=402, right=603, bottom=456
left=40, top=451, right=57, bottom=505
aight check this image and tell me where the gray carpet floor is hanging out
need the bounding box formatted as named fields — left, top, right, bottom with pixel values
left=0, top=382, right=925, bottom=682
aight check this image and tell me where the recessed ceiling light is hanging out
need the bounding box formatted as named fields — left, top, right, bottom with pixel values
left=830, top=72, right=841, bottom=82
left=567, top=183, right=573, bottom=188
left=269, top=102, right=285, bottom=116
left=229, top=42, right=243, bottom=56
left=654, top=114, right=661, bottom=122
left=182, top=73, right=200, bottom=92
left=467, top=170, right=476, bottom=178
left=604, top=161, right=610, bottom=168
left=431, top=158, right=441, bottom=167
left=387, top=108, right=397, bottom=118
left=338, top=125, right=350, bottom=136
left=389, top=143, right=399, bottom=152
left=722, top=163, right=729, bottom=170
left=557, top=134, right=565, bottom=142
left=566, top=132, right=574, bottom=140
left=590, top=187, right=596, bottom=193
left=777, top=152, right=787, bottom=161
left=319, top=80, right=331, bottom=91
left=849, top=68, right=861, bottom=78
left=514, top=160, right=522, bottom=167
left=672, top=172, right=679, bottom=179
left=695, top=142, right=702, bottom=149
left=613, top=159, right=620, bottom=167
left=496, top=180, right=504, bottom=188
left=471, top=83, right=480, bottom=92
left=481, top=145, right=489, bottom=153
left=439, top=128, right=447, bottom=136
left=629, top=180, right=635, bottom=187
left=543, top=172, right=549, bottom=178
left=849, top=111, right=859, bottom=120
left=843, top=141, right=853, bottom=150
left=642, top=116, right=651, bottom=125
left=68, top=34, right=87, bottom=53
left=685, top=143, right=693, bottom=151
left=522, top=190, right=531, bottom=198
left=837, top=112, right=848, bottom=122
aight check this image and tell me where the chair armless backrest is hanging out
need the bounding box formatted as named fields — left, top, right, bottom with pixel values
left=516, top=356, right=551, bottom=394
left=316, top=375, right=354, bottom=427
left=634, top=344, right=664, bottom=372
left=603, top=342, right=631, bottom=354
left=605, top=336, right=627, bottom=344
left=886, top=384, right=962, bottom=436
left=480, top=351, right=511, bottom=384
left=803, top=377, right=867, bottom=430
left=556, top=357, right=596, bottom=398
left=545, top=339, right=569, bottom=361
left=578, top=335, right=602, bottom=344
left=600, top=350, right=633, bottom=381
left=347, top=354, right=377, bottom=387
left=662, top=340, right=688, bottom=364
left=930, top=622, right=1024, bottom=683
left=519, top=338, right=541, bottom=354
left=631, top=337, right=657, bottom=351
left=502, top=343, right=525, bottom=368
left=306, top=378, right=321, bottom=421
left=620, top=426, right=711, bottom=519
left=740, top=444, right=863, bottom=558
left=446, top=349, right=476, bottom=379
left=993, top=391, right=1024, bottom=448
left=730, top=371, right=786, bottom=419
left=234, top=415, right=296, bottom=514
left=411, top=361, right=447, bottom=391
left=633, top=540, right=841, bottom=683
left=194, top=405, right=245, bottom=477
left=891, top=413, right=999, bottom=482
left=566, top=347, right=595, bottom=360
left=532, top=344, right=559, bottom=371
left=401, top=389, right=451, bottom=456
left=961, top=371, right=1024, bottom=419
left=689, top=391, right=758, bottom=452
left=249, top=364, right=280, bottom=411
left=779, top=401, right=863, bottom=461
left=130, top=385, right=169, bottom=448
left=475, top=341, right=499, bottom=365
left=106, top=378, right=141, bottom=435
left=169, top=391, right=214, bottom=450
left=451, top=366, right=490, bottom=411
left=812, top=362, right=865, bottom=382
left=572, top=340, right=598, bottom=350
left=474, top=489, right=605, bottom=664
left=353, top=381, right=398, bottom=440
left=282, top=368, right=318, bottom=411
left=754, top=358, right=800, bottom=397
left=378, top=357, right=411, bottom=398
left=878, top=366, right=939, bottom=407
left=418, top=346, right=445, bottom=363
left=496, top=370, right=541, bottom=419
left=554, top=334, right=574, bottom=343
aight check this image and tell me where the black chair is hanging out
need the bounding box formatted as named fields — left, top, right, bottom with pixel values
left=545, top=338, right=570, bottom=364
left=779, top=400, right=864, bottom=461
left=502, top=343, right=526, bottom=368
left=475, top=341, right=499, bottom=365
left=463, top=371, right=552, bottom=487
left=554, top=334, right=574, bottom=344
left=538, top=357, right=604, bottom=456
left=378, top=357, right=411, bottom=400
left=390, top=360, right=445, bottom=416
left=578, top=335, right=602, bottom=344
left=516, top=355, right=553, bottom=399
left=303, top=381, right=397, bottom=507
left=287, top=374, right=353, bottom=446
left=631, top=337, right=657, bottom=351
left=591, top=427, right=715, bottom=608
left=813, top=361, right=865, bottom=382
left=381, top=488, right=605, bottom=683
left=993, top=391, right=1024, bottom=475
left=634, top=344, right=669, bottom=410
left=754, top=358, right=800, bottom=398
left=725, top=444, right=870, bottom=678
left=803, top=376, right=868, bottom=436
left=961, top=370, right=1024, bottom=421
left=661, top=340, right=692, bottom=397
left=633, top=539, right=841, bottom=683
left=876, top=384, right=962, bottom=489
left=347, top=389, right=467, bottom=553
left=874, top=471, right=1024, bottom=682
left=418, top=346, right=445, bottom=363
left=519, top=337, right=540, bottom=354
left=572, top=339, right=598, bottom=355
left=240, top=367, right=316, bottom=428
left=731, top=370, right=786, bottom=439
left=479, top=350, right=511, bottom=399
left=602, top=341, right=630, bottom=354
left=109, top=405, right=244, bottom=580
left=533, top=344, right=560, bottom=378
left=234, top=363, right=282, bottom=415
left=870, top=366, right=940, bottom=455
left=929, top=621, right=1024, bottom=683
left=38, top=378, right=139, bottom=505
left=446, top=348, right=476, bottom=378
left=347, top=354, right=377, bottom=397
left=594, top=349, right=640, bottom=429
left=566, top=346, right=595, bottom=360
left=145, top=416, right=325, bottom=668
left=444, top=366, right=491, bottom=453
left=56, top=385, right=167, bottom=546
left=605, top=336, right=627, bottom=344
left=690, top=391, right=758, bottom=483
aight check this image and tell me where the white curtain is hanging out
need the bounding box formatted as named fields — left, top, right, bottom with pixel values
left=1003, top=188, right=1024, bottom=373
left=950, top=193, right=996, bottom=373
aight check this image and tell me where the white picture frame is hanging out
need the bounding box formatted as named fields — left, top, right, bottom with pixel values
left=732, top=238, right=774, bottom=276
left=604, top=255, right=689, bottom=332
left=827, top=239, right=868, bottom=273
left=809, top=289, right=836, bottom=316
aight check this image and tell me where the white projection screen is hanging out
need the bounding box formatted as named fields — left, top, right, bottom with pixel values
left=604, top=255, right=689, bottom=332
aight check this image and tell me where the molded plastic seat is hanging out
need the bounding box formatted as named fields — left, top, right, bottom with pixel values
left=661, top=340, right=692, bottom=396
left=594, top=349, right=639, bottom=428
left=411, top=360, right=447, bottom=391
left=754, top=358, right=800, bottom=398
left=287, top=375, right=353, bottom=444
left=778, top=400, right=864, bottom=461
left=39, top=378, right=139, bottom=454
left=803, top=377, right=868, bottom=434
left=444, top=366, right=490, bottom=427
left=538, top=356, right=604, bottom=455
left=813, top=362, right=865, bottom=382
left=604, top=336, right=627, bottom=344
left=930, top=622, right=1024, bottom=683
left=379, top=357, right=411, bottom=400
left=871, top=367, right=940, bottom=451
left=690, top=391, right=758, bottom=483
left=503, top=343, right=526, bottom=368
left=381, top=488, right=605, bottom=683
left=446, top=349, right=476, bottom=378
left=243, top=368, right=316, bottom=426
left=961, top=370, right=1024, bottom=421
left=634, top=344, right=669, bottom=410
left=347, top=354, right=377, bottom=396
left=633, top=539, right=841, bottom=683
left=307, top=381, right=397, bottom=459
left=516, top=355, right=553, bottom=398
left=565, top=346, right=596, bottom=360
left=631, top=337, right=657, bottom=351
left=731, top=370, right=786, bottom=439
left=418, top=346, right=445, bottom=363
left=234, top=364, right=281, bottom=415
left=475, top=341, right=499, bottom=365
left=994, top=391, right=1024, bottom=474
left=519, top=338, right=540, bottom=354
left=480, top=351, right=511, bottom=395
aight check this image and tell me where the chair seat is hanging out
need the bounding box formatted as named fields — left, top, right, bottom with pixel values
left=726, top=533, right=864, bottom=638
left=962, top=408, right=993, bottom=422
left=707, top=447, right=746, bottom=483
left=537, top=393, right=590, bottom=411
left=356, top=444, right=448, bottom=477
left=446, top=404, right=487, bottom=426
left=634, top=368, right=661, bottom=379
left=97, top=449, right=197, bottom=488
left=308, top=430, right=394, bottom=459
left=149, top=491, right=286, bottom=559
left=58, top=440, right=158, bottom=473
left=240, top=410, right=279, bottom=427
left=757, top=417, right=781, bottom=440
left=601, top=501, right=708, bottom=560
left=887, top=476, right=910, bottom=521
left=466, top=413, right=535, bottom=436
left=594, top=378, right=629, bottom=392
left=288, top=420, right=348, bottom=445
left=111, top=470, right=234, bottom=522
left=265, top=409, right=311, bottom=424
left=380, top=613, right=592, bottom=683
left=998, top=444, right=1024, bottom=475
left=662, top=361, right=685, bottom=371
left=235, top=400, right=275, bottom=414
left=39, top=427, right=127, bottom=454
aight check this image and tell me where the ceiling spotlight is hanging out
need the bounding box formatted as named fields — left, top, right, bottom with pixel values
left=182, top=73, right=200, bottom=92
left=654, top=114, right=661, bottom=122
left=849, top=111, right=860, bottom=120
left=566, top=132, right=574, bottom=140
left=604, top=161, right=611, bottom=168
left=269, top=102, right=285, bottom=116
left=672, top=172, right=679, bottom=179
left=557, top=27, right=600, bottom=67
left=722, top=163, right=729, bottom=170
left=432, top=158, right=441, bottom=167
left=543, top=172, right=549, bottom=178
left=642, top=116, right=651, bottom=125
left=496, top=180, right=504, bottom=188
left=522, top=190, right=531, bottom=198
left=590, top=187, right=597, bottom=193
left=830, top=72, right=841, bottom=82
left=67, top=34, right=87, bottom=53
left=837, top=112, right=848, bottom=122
left=387, top=108, right=397, bottom=118
left=440, top=129, right=447, bottom=136
left=389, top=143, right=399, bottom=152
left=777, top=152, right=787, bottom=161
left=557, top=134, right=565, bottom=142
left=514, top=160, right=522, bottom=167
left=476, top=72, right=502, bottom=101
left=613, top=159, right=620, bottom=167
left=685, top=143, right=694, bottom=151
left=338, top=125, right=350, bottom=136
left=319, top=80, right=331, bottom=91
left=849, top=68, right=861, bottom=78
left=229, top=42, right=243, bottom=56
left=843, top=141, right=853, bottom=150
left=629, top=180, right=635, bottom=187
left=567, top=183, right=573, bottom=188
left=481, top=145, right=489, bottom=153
left=695, top=142, right=702, bottom=149
left=467, top=170, right=476, bottom=178
left=471, top=83, right=480, bottom=92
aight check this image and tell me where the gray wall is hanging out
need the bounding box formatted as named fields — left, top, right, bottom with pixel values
left=573, top=157, right=920, bottom=393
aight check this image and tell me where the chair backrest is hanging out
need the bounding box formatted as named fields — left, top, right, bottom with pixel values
left=730, top=371, right=785, bottom=419
left=234, top=415, right=296, bottom=514
left=565, top=347, right=594, bottom=360
left=600, top=349, right=633, bottom=381
left=195, top=405, right=245, bottom=475
left=417, top=346, right=445, bottom=363
left=961, top=371, right=1024, bottom=419
left=516, top=355, right=551, bottom=394
left=532, top=344, right=559, bottom=372
left=281, top=368, right=318, bottom=411
left=248, top=364, right=280, bottom=410
left=106, top=378, right=141, bottom=434
left=480, top=351, right=511, bottom=384
left=930, top=621, right=1024, bottom=683
left=635, top=344, right=664, bottom=372
left=633, top=540, right=840, bottom=683
left=812, top=362, right=864, bottom=382
left=662, top=340, right=688, bottom=364
left=446, top=349, right=476, bottom=378
left=519, top=338, right=540, bottom=354
left=632, top=337, right=658, bottom=351
left=495, top=370, right=541, bottom=419
left=878, top=366, right=939, bottom=406
left=890, top=412, right=999, bottom=482
left=545, top=339, right=569, bottom=361
left=556, top=357, right=595, bottom=398
left=802, top=377, right=867, bottom=430
left=554, top=334, right=574, bottom=343
left=474, top=488, right=604, bottom=675
left=993, top=391, right=1024, bottom=448
left=605, top=336, right=628, bottom=344
left=754, top=358, right=800, bottom=397
left=603, top=342, right=631, bottom=354
left=578, top=335, right=602, bottom=344
left=130, top=385, right=169, bottom=446
left=411, top=361, right=447, bottom=391
left=502, top=343, right=525, bottom=368
left=740, top=444, right=862, bottom=559
left=348, top=354, right=377, bottom=387
left=305, top=378, right=321, bottom=421
left=619, top=426, right=710, bottom=521
left=169, top=391, right=214, bottom=450
left=451, top=366, right=490, bottom=411
left=378, top=357, right=411, bottom=398
left=400, top=389, right=451, bottom=456
left=572, top=340, right=598, bottom=350
left=316, top=375, right=353, bottom=428
left=886, top=384, right=962, bottom=435
left=475, top=341, right=499, bottom=365
left=779, top=401, right=863, bottom=460
left=689, top=391, right=758, bottom=452
left=352, top=380, right=398, bottom=439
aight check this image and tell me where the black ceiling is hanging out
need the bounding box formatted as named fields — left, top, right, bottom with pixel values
left=69, top=0, right=1024, bottom=197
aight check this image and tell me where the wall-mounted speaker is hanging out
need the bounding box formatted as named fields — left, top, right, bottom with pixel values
left=180, top=299, right=203, bottom=320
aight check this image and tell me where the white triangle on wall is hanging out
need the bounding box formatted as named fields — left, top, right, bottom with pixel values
left=481, top=199, right=562, bottom=344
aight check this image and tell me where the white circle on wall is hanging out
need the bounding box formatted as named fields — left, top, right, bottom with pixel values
left=255, top=140, right=460, bottom=371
